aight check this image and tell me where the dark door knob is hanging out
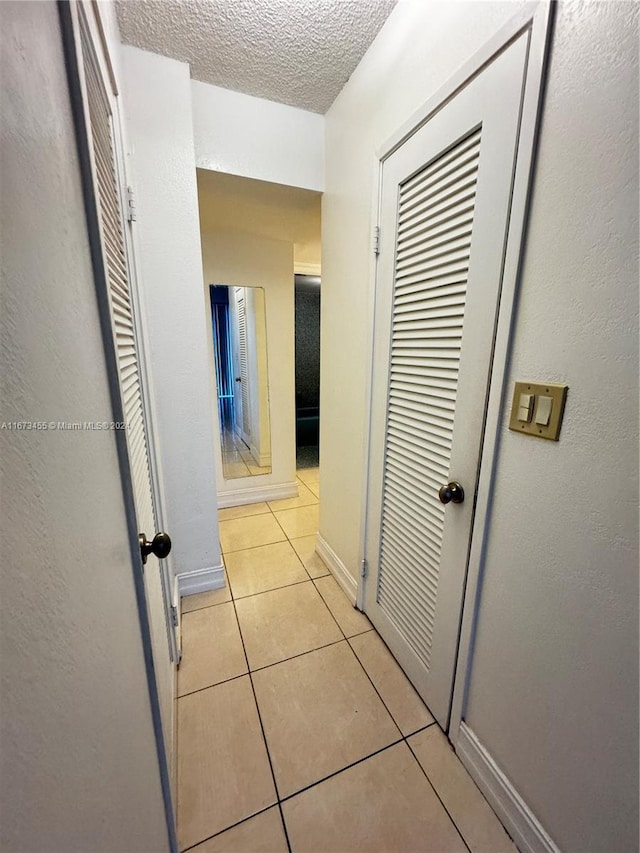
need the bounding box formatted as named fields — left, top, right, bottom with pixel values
left=139, top=531, right=172, bottom=564
left=438, top=482, right=465, bottom=505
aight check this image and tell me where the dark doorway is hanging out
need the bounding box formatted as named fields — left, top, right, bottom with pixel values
left=294, top=274, right=320, bottom=468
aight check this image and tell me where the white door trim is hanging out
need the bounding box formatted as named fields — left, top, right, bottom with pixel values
left=447, top=0, right=553, bottom=744
left=375, top=2, right=550, bottom=164
left=112, top=64, right=179, bottom=666
left=358, top=0, right=553, bottom=842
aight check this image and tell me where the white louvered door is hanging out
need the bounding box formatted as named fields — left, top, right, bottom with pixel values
left=365, top=33, right=529, bottom=728
left=230, top=287, right=251, bottom=445
left=78, top=8, right=175, bottom=764
left=237, top=290, right=251, bottom=440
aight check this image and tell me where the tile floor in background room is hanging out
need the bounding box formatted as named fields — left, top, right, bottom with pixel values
left=177, top=467, right=515, bottom=853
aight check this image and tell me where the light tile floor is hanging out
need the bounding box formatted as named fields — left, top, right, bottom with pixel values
left=177, top=468, right=516, bottom=853
left=220, top=428, right=272, bottom=479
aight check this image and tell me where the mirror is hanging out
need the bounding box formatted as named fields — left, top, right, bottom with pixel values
left=209, top=284, right=272, bottom=479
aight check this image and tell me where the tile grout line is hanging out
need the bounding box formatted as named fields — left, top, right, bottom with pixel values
left=347, top=630, right=436, bottom=731
left=177, top=636, right=355, bottom=700
left=231, top=576, right=312, bottom=601
left=270, top=513, right=473, bottom=846
left=343, top=636, right=405, bottom=741
left=228, top=546, right=319, bottom=599
left=302, top=565, right=351, bottom=642
left=179, top=471, right=319, bottom=849
left=405, top=736, right=474, bottom=853
left=223, top=501, right=348, bottom=851
left=277, top=737, right=404, bottom=805
left=219, top=535, right=318, bottom=560
left=188, top=484, right=460, bottom=850
left=177, top=670, right=248, bottom=700
left=338, top=605, right=475, bottom=850
left=181, top=599, right=230, bottom=615
left=229, top=583, right=293, bottom=853
left=178, top=803, right=280, bottom=853
left=178, top=723, right=442, bottom=853
left=221, top=535, right=288, bottom=556
left=180, top=476, right=320, bottom=849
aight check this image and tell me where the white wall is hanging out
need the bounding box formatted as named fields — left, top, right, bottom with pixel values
left=0, top=3, right=169, bottom=850
left=192, top=80, right=324, bottom=191
left=462, top=3, right=639, bottom=851
left=120, top=46, right=222, bottom=581
left=322, top=1, right=638, bottom=851
left=321, top=0, right=529, bottom=583
left=201, top=231, right=296, bottom=499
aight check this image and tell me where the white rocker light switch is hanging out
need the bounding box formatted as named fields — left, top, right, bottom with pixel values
left=535, top=395, right=553, bottom=426
left=517, top=393, right=534, bottom=422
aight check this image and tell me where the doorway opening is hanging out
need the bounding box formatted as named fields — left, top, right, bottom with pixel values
left=196, top=168, right=322, bottom=504
left=295, top=274, right=321, bottom=469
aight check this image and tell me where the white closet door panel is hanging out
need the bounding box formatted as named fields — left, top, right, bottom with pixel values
left=365, top=33, right=529, bottom=727
left=79, top=9, right=174, bottom=771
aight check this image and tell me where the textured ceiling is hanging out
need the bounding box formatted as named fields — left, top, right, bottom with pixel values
left=115, top=0, right=397, bottom=114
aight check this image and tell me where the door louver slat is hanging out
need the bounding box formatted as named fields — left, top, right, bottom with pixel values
left=376, top=127, right=481, bottom=671
left=82, top=25, right=156, bottom=537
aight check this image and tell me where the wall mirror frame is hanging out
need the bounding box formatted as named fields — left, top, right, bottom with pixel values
left=209, top=284, right=272, bottom=480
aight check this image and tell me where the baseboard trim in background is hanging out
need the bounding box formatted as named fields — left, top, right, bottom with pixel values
left=456, top=722, right=559, bottom=853
left=217, top=481, right=298, bottom=509
left=315, top=534, right=359, bottom=605
left=176, top=563, right=225, bottom=598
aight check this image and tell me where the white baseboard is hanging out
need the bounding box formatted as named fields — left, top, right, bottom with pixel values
left=176, top=563, right=225, bottom=598
left=217, top=480, right=298, bottom=508
left=249, top=442, right=271, bottom=469
left=315, top=533, right=359, bottom=605
left=456, top=722, right=559, bottom=853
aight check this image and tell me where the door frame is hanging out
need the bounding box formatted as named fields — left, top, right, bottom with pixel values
left=58, top=1, right=177, bottom=849
left=358, top=0, right=553, bottom=744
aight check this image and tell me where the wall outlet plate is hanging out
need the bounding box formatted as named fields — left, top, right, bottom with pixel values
left=508, top=381, right=568, bottom=441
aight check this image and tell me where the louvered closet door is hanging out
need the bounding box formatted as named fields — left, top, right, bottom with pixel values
left=365, top=33, right=529, bottom=728
left=230, top=287, right=251, bottom=445
left=79, top=11, right=175, bottom=759
left=237, top=291, right=251, bottom=439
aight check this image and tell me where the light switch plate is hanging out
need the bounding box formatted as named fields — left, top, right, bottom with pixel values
left=508, top=381, right=568, bottom=441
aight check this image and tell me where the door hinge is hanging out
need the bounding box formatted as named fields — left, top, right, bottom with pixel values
left=360, top=558, right=368, bottom=579
left=170, top=604, right=179, bottom=628
left=126, top=185, right=137, bottom=222
left=373, top=226, right=380, bottom=256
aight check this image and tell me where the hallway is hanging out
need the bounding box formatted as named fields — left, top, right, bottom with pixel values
left=176, top=469, right=514, bottom=852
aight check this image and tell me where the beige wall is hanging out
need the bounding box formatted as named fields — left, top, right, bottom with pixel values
left=321, top=1, right=638, bottom=851
left=0, top=2, right=169, bottom=849
left=197, top=169, right=321, bottom=274
left=201, top=230, right=296, bottom=497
